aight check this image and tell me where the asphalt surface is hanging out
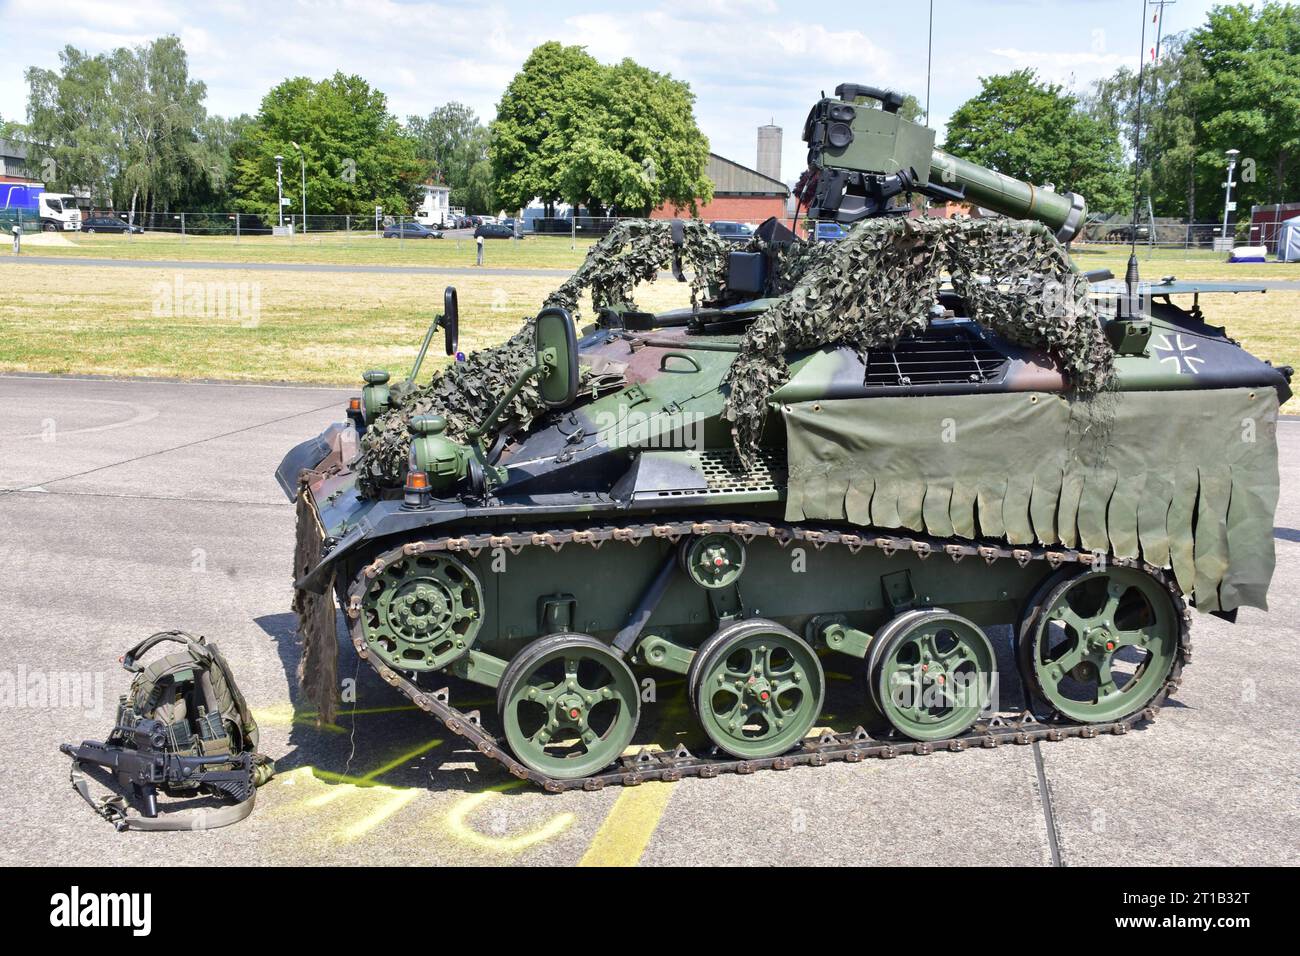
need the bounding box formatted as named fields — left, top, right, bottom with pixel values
left=1, top=374, right=1296, bottom=866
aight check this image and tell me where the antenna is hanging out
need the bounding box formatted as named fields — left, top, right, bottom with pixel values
left=925, top=0, right=934, bottom=125
left=1124, top=0, right=1152, bottom=315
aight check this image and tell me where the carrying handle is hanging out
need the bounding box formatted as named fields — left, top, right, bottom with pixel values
left=659, top=352, right=701, bottom=373
left=121, top=630, right=210, bottom=672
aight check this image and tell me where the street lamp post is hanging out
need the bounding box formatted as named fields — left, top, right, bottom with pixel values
left=290, top=141, right=307, bottom=233
left=274, top=154, right=284, bottom=229
left=1221, top=148, right=1240, bottom=245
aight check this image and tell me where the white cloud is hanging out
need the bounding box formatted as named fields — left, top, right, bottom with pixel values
left=0, top=0, right=1234, bottom=181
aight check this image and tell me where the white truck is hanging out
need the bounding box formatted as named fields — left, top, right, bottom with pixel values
left=1, top=183, right=82, bottom=231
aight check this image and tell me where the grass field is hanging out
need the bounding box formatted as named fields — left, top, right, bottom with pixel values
left=0, top=262, right=697, bottom=384
left=15, top=230, right=1300, bottom=281
left=2, top=240, right=1296, bottom=413
left=17, top=230, right=593, bottom=270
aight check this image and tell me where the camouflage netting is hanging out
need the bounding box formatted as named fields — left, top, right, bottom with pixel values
left=545, top=218, right=732, bottom=320
left=356, top=323, right=549, bottom=497
left=723, top=216, right=1116, bottom=462
left=354, top=219, right=732, bottom=496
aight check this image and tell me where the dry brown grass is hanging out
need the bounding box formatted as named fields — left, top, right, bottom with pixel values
left=0, top=261, right=1292, bottom=412
left=0, top=263, right=695, bottom=383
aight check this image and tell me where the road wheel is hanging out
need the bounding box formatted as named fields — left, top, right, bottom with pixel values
left=688, top=618, right=824, bottom=759
left=1019, top=567, right=1181, bottom=723
left=43, top=222, right=57, bottom=232
left=497, top=633, right=639, bottom=779
left=865, top=609, right=996, bottom=741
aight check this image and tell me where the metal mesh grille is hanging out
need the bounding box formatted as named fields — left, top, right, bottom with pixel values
left=864, top=335, right=1007, bottom=387
left=701, top=449, right=785, bottom=493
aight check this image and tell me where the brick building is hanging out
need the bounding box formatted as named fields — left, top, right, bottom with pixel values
left=652, top=152, right=788, bottom=224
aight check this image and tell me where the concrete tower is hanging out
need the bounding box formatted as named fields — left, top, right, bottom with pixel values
left=757, top=123, right=782, bottom=181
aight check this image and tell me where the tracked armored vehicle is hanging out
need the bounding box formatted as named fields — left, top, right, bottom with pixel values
left=280, top=84, right=1287, bottom=790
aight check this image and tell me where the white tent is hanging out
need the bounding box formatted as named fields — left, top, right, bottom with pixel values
left=1278, top=216, right=1300, bottom=262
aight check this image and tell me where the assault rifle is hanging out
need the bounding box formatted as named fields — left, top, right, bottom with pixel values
left=61, top=717, right=255, bottom=824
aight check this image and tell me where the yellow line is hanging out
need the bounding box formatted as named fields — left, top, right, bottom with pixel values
left=339, top=788, right=422, bottom=840
left=578, top=782, right=675, bottom=867
left=304, top=738, right=444, bottom=807
left=445, top=784, right=575, bottom=852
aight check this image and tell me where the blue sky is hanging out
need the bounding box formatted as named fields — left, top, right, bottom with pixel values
left=0, top=0, right=1260, bottom=182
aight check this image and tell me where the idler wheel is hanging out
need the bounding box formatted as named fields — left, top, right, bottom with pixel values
left=361, top=553, right=483, bottom=671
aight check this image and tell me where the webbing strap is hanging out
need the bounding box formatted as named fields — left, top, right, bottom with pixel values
left=67, top=759, right=265, bottom=832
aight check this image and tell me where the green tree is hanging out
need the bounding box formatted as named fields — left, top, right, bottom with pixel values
left=943, top=69, right=1128, bottom=214
left=558, top=58, right=712, bottom=216
left=490, top=42, right=602, bottom=213
left=24, top=36, right=210, bottom=218
left=231, top=73, right=422, bottom=222
left=108, top=36, right=208, bottom=218
left=406, top=103, right=493, bottom=213
left=1188, top=2, right=1300, bottom=209
left=491, top=42, right=713, bottom=216
left=1086, top=36, right=1208, bottom=221
left=177, top=113, right=253, bottom=212
left=24, top=47, right=119, bottom=203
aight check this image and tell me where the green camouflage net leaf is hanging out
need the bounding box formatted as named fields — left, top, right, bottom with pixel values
left=355, top=323, right=552, bottom=498
left=353, top=220, right=729, bottom=498
left=723, top=216, right=1115, bottom=461
left=545, top=218, right=731, bottom=319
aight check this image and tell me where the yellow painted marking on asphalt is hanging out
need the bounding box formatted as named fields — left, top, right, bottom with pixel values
left=338, top=788, right=422, bottom=840
left=578, top=782, right=675, bottom=867
left=305, top=737, right=443, bottom=807
left=445, top=780, right=574, bottom=852
left=253, top=702, right=424, bottom=728
left=251, top=702, right=296, bottom=727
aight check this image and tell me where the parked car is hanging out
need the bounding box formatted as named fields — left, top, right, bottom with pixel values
left=474, top=222, right=519, bottom=239
left=711, top=220, right=755, bottom=241
left=813, top=221, right=848, bottom=242
left=383, top=221, right=442, bottom=239
left=82, top=216, right=142, bottom=234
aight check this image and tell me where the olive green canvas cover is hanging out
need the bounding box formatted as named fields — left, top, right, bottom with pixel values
left=783, top=387, right=1279, bottom=612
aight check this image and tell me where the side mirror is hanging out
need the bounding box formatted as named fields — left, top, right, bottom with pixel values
left=535, top=307, right=579, bottom=408
left=442, top=286, right=459, bottom=356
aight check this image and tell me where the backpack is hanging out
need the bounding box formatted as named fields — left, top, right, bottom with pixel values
left=62, top=630, right=275, bottom=831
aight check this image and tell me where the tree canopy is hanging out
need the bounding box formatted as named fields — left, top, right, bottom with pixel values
left=24, top=36, right=213, bottom=216
left=230, top=72, right=422, bottom=221
left=943, top=69, right=1128, bottom=214
left=491, top=42, right=712, bottom=216
left=1085, top=2, right=1300, bottom=220
left=406, top=103, right=493, bottom=213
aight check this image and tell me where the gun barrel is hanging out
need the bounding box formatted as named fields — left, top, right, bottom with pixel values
left=930, top=150, right=1087, bottom=243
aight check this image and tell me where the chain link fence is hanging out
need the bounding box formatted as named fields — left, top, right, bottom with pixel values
left=9, top=208, right=773, bottom=248
left=13, top=204, right=1297, bottom=262
left=1073, top=214, right=1276, bottom=256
